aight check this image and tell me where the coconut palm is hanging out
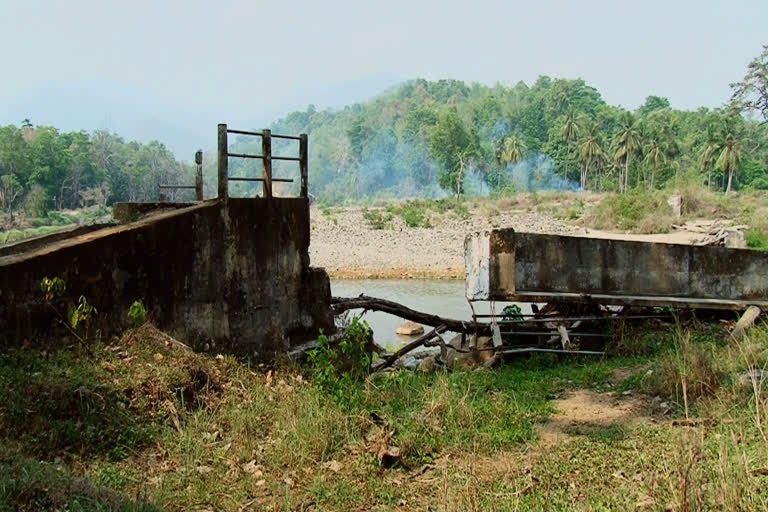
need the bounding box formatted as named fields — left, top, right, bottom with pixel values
left=559, top=106, right=580, bottom=181
left=716, top=133, right=742, bottom=194
left=643, top=140, right=666, bottom=190
left=700, top=140, right=720, bottom=189
left=577, top=121, right=604, bottom=190
left=612, top=112, right=640, bottom=193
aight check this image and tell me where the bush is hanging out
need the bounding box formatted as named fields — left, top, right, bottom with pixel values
left=308, top=317, right=373, bottom=406
left=361, top=208, right=393, bottom=230
left=393, top=201, right=432, bottom=228
left=745, top=229, right=768, bottom=250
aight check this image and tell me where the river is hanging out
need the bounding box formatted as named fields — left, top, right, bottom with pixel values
left=330, top=279, right=533, bottom=349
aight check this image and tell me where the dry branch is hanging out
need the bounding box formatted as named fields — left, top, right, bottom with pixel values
left=332, top=295, right=491, bottom=335
left=373, top=325, right=447, bottom=371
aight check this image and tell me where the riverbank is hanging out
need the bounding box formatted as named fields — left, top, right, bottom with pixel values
left=310, top=198, right=705, bottom=280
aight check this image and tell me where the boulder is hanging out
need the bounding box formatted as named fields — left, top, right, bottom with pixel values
left=396, top=321, right=424, bottom=336
left=667, top=194, right=683, bottom=218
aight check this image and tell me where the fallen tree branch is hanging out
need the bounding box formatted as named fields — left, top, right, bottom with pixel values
left=373, top=325, right=447, bottom=371
left=332, top=295, right=491, bottom=335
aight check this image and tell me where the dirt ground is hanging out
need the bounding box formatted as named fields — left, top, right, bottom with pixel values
left=310, top=205, right=704, bottom=279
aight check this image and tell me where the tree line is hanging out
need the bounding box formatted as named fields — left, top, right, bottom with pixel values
left=250, top=46, right=768, bottom=202
left=0, top=122, right=196, bottom=221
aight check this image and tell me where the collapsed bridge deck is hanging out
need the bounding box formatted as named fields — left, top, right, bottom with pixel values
left=466, top=228, right=768, bottom=310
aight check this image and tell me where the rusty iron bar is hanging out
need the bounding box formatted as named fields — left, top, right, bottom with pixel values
left=262, top=129, right=272, bottom=197
left=300, top=133, right=308, bottom=198
left=227, top=152, right=264, bottom=160
left=227, top=128, right=264, bottom=137
left=271, top=156, right=301, bottom=162
left=501, top=348, right=605, bottom=356
left=217, top=124, right=228, bottom=200
left=499, top=331, right=612, bottom=338
left=228, top=177, right=294, bottom=182
left=272, top=133, right=301, bottom=141
left=475, top=315, right=672, bottom=324
left=194, top=150, right=203, bottom=200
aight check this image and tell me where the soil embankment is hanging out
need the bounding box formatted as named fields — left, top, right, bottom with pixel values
left=309, top=205, right=703, bottom=279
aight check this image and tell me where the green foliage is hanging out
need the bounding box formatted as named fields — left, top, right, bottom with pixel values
left=68, top=295, right=97, bottom=331
left=361, top=207, right=393, bottom=229
left=392, top=201, right=432, bottom=228
left=501, top=304, right=523, bottom=321
left=0, top=123, right=197, bottom=220
left=40, top=276, right=66, bottom=301
left=128, top=300, right=147, bottom=327
left=745, top=228, right=768, bottom=250
left=308, top=317, right=373, bottom=406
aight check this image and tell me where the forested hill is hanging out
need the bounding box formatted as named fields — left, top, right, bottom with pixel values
left=0, top=124, right=197, bottom=219
left=225, top=76, right=768, bottom=203
left=2, top=73, right=767, bottom=220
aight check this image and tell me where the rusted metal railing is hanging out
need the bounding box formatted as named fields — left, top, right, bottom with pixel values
left=159, top=150, right=204, bottom=201
left=217, top=123, right=308, bottom=200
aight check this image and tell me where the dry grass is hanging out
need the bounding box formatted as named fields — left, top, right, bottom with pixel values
left=2, top=322, right=768, bottom=510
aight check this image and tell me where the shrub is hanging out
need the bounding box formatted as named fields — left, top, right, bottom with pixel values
left=128, top=300, right=147, bottom=327
left=361, top=208, right=393, bottom=230
left=745, top=229, right=768, bottom=250
left=308, top=317, right=373, bottom=406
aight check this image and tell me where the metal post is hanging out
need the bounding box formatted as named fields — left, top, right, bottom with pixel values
left=299, top=133, right=308, bottom=198
left=262, top=129, right=272, bottom=198
left=217, top=124, right=228, bottom=200
left=195, top=150, right=204, bottom=201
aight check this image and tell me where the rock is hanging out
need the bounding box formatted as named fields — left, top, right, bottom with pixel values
left=401, top=356, right=419, bottom=371
left=444, top=333, right=497, bottom=369
left=418, top=356, right=436, bottom=372
left=396, top=321, right=424, bottom=336
left=724, top=229, right=747, bottom=249
left=667, top=194, right=683, bottom=218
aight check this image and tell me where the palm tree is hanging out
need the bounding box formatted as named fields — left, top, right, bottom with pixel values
left=643, top=140, right=666, bottom=190
left=494, top=135, right=523, bottom=191
left=503, top=135, right=524, bottom=191
left=612, top=112, right=639, bottom=193
left=578, top=121, right=603, bottom=190
left=559, top=107, right=580, bottom=182
left=700, top=140, right=720, bottom=189
left=716, top=133, right=742, bottom=194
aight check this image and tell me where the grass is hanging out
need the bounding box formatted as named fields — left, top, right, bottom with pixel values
left=1, top=320, right=767, bottom=510
left=1, top=205, right=112, bottom=245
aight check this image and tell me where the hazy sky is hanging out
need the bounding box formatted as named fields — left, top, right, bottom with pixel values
left=1, top=0, right=766, bottom=154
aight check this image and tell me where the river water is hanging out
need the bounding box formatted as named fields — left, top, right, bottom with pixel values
left=331, top=279, right=533, bottom=349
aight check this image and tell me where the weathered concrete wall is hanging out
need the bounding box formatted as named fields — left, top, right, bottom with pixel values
left=0, top=199, right=333, bottom=355
left=466, top=228, right=768, bottom=309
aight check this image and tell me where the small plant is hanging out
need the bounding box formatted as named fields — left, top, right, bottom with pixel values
left=128, top=300, right=147, bottom=327
left=361, top=208, right=393, bottom=230
left=40, top=276, right=97, bottom=346
left=41, top=276, right=66, bottom=301
left=69, top=295, right=97, bottom=331
left=308, top=317, right=373, bottom=406
left=501, top=304, right=523, bottom=321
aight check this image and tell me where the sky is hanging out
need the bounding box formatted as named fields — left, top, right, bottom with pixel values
left=1, top=0, right=766, bottom=156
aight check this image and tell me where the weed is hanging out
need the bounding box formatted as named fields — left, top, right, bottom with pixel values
left=361, top=207, right=393, bottom=230
left=308, top=317, right=373, bottom=406
left=128, top=300, right=147, bottom=327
